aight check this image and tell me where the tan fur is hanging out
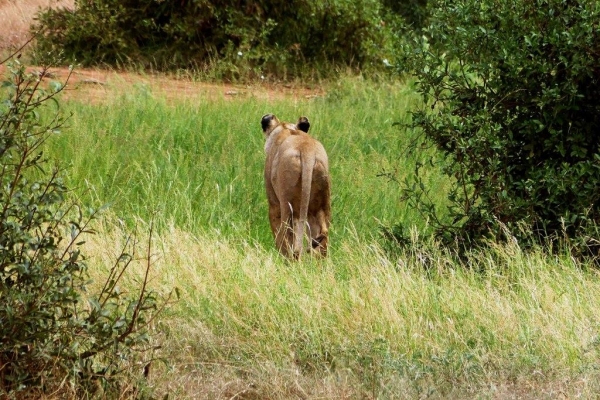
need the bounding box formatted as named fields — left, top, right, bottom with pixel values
left=260, top=114, right=331, bottom=259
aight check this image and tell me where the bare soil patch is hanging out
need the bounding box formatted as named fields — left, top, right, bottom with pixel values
left=0, top=65, right=326, bottom=102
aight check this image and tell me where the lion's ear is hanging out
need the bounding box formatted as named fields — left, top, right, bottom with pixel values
left=297, top=116, right=310, bottom=133
left=261, top=114, right=279, bottom=133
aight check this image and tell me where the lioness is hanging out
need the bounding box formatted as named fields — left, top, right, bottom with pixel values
left=261, top=114, right=331, bottom=259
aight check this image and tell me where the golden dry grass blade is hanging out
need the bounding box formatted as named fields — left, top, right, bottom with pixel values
left=79, top=217, right=600, bottom=399
left=0, top=0, right=73, bottom=52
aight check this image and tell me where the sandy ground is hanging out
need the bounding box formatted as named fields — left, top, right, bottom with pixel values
left=0, top=64, right=325, bottom=103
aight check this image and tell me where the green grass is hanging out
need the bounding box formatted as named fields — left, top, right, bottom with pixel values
left=44, top=77, right=600, bottom=398
left=50, top=77, right=433, bottom=248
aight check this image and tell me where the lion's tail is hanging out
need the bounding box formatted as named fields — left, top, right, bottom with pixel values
left=294, top=150, right=315, bottom=258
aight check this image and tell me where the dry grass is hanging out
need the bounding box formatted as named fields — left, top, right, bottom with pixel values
left=77, top=217, right=600, bottom=399
left=0, top=0, right=73, bottom=51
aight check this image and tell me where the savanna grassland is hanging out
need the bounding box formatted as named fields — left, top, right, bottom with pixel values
left=3, top=2, right=600, bottom=398
left=38, top=77, right=600, bottom=399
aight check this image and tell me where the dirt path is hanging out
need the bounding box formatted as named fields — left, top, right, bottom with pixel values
left=0, top=64, right=326, bottom=104
left=0, top=65, right=326, bottom=103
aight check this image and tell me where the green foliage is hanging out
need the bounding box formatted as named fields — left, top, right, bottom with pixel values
left=0, top=60, right=162, bottom=397
left=33, top=0, right=402, bottom=78
left=381, top=0, right=429, bottom=31
left=400, top=0, right=600, bottom=253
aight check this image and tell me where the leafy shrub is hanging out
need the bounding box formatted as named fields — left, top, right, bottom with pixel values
left=381, top=0, right=429, bottom=31
left=0, top=57, right=163, bottom=397
left=32, top=0, right=401, bottom=78
left=399, top=0, right=600, bottom=254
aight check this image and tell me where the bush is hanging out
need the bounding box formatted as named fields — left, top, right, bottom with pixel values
left=399, top=0, right=600, bottom=254
left=381, top=0, right=429, bottom=31
left=0, top=56, right=163, bottom=397
left=32, top=0, right=401, bottom=79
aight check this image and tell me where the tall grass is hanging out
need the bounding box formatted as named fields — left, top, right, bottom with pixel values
left=44, top=77, right=600, bottom=398
left=49, top=77, right=431, bottom=248
left=84, top=218, right=600, bottom=398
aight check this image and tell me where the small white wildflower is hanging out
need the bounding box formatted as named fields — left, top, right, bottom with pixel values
left=237, top=51, right=243, bottom=57
left=261, top=75, right=265, bottom=80
left=383, top=58, right=392, bottom=67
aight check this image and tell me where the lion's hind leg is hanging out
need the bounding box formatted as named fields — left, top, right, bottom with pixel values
left=308, top=210, right=329, bottom=257
left=275, top=201, right=295, bottom=258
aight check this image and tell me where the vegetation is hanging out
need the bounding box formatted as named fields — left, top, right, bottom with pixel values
left=2, top=0, right=600, bottom=397
left=46, top=77, right=429, bottom=244
left=0, top=57, right=164, bottom=397
left=400, top=0, right=600, bottom=254
left=86, top=216, right=600, bottom=398
left=382, top=0, right=429, bottom=31
left=39, top=77, right=600, bottom=398
left=31, top=0, right=418, bottom=79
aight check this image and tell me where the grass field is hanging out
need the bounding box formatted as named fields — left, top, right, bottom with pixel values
left=2, top=1, right=600, bottom=398
left=35, top=75, right=600, bottom=398
left=51, top=77, right=431, bottom=247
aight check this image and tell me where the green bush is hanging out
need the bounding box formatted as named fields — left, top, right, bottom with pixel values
left=381, top=0, right=429, bottom=31
left=32, top=0, right=401, bottom=78
left=0, top=58, right=162, bottom=397
left=399, top=0, right=600, bottom=254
